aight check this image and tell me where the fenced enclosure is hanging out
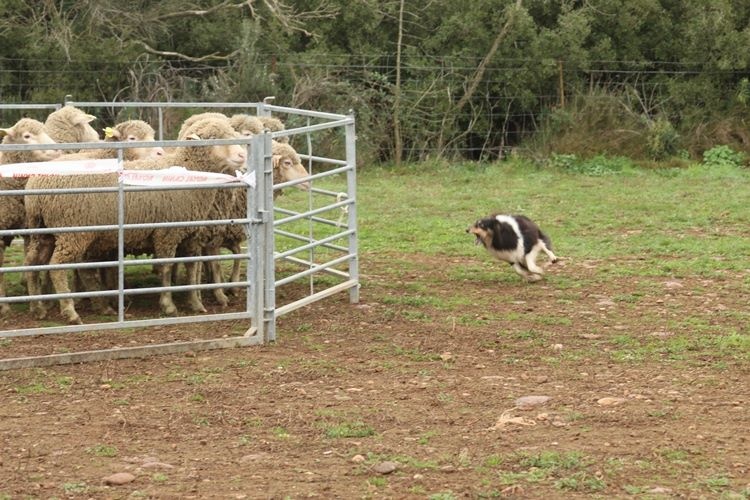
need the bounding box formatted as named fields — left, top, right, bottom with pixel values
left=0, top=100, right=359, bottom=369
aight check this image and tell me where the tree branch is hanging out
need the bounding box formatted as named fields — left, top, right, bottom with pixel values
left=155, top=1, right=251, bottom=21
left=454, top=0, right=523, bottom=113
left=135, top=41, right=240, bottom=62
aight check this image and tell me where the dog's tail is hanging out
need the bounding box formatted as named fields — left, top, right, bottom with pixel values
left=540, top=231, right=559, bottom=263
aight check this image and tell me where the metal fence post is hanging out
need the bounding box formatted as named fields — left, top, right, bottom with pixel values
left=261, top=131, right=276, bottom=341
left=345, top=111, right=360, bottom=304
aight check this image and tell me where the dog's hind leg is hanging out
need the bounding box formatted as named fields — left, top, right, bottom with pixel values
left=512, top=262, right=541, bottom=281
left=524, top=246, right=546, bottom=276
left=541, top=243, right=558, bottom=263
left=540, top=234, right=559, bottom=263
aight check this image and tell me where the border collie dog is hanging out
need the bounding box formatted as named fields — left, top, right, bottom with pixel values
left=467, top=214, right=558, bottom=281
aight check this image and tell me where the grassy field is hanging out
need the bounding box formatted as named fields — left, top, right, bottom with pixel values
left=1, top=158, right=749, bottom=498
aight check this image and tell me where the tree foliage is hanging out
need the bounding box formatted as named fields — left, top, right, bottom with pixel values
left=2, top=0, right=750, bottom=163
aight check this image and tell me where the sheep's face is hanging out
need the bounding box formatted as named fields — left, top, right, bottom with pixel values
left=273, top=155, right=310, bottom=191
left=0, top=119, right=62, bottom=161
left=127, top=133, right=165, bottom=160
left=106, top=122, right=165, bottom=160
left=184, top=132, right=247, bottom=173
left=215, top=141, right=247, bottom=172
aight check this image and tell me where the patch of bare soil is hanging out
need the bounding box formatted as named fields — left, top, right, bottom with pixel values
left=1, top=253, right=749, bottom=499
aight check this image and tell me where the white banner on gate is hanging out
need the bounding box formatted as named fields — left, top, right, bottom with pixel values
left=0, top=161, right=255, bottom=187
left=0, top=158, right=119, bottom=177
left=121, top=167, right=256, bottom=187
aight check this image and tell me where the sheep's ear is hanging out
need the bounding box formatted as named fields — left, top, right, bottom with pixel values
left=0, top=128, right=10, bottom=139
left=185, top=133, right=202, bottom=141
left=271, top=155, right=281, bottom=169
left=73, top=114, right=96, bottom=126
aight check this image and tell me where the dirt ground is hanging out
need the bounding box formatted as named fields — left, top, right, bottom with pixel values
left=1, top=252, right=749, bottom=499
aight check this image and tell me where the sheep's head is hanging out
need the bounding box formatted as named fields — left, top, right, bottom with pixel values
left=271, top=142, right=310, bottom=191
left=229, top=114, right=263, bottom=137
left=177, top=112, right=230, bottom=140
left=105, top=120, right=164, bottom=160
left=44, top=105, right=100, bottom=144
left=259, top=116, right=289, bottom=143
left=181, top=118, right=247, bottom=174
left=1, top=118, right=62, bottom=161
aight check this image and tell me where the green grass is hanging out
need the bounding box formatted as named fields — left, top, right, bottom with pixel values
left=349, top=161, right=750, bottom=268
left=322, top=421, right=376, bottom=439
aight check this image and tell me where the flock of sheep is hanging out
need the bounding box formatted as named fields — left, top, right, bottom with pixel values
left=0, top=106, right=311, bottom=324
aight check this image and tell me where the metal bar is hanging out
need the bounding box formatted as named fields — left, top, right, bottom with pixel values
left=0, top=332, right=261, bottom=371
left=274, top=229, right=348, bottom=253
left=272, top=118, right=353, bottom=140
left=0, top=279, right=253, bottom=303
left=345, top=112, right=361, bottom=304
left=0, top=312, right=254, bottom=339
left=274, top=229, right=354, bottom=260
left=0, top=217, right=260, bottom=238
left=276, top=280, right=358, bottom=317
left=0, top=104, right=60, bottom=110
left=0, top=252, right=252, bottom=274
left=263, top=103, right=350, bottom=121
left=274, top=199, right=353, bottom=227
left=117, top=149, right=125, bottom=321
left=273, top=209, right=344, bottom=229
left=262, top=131, right=276, bottom=342
left=273, top=164, right=353, bottom=191
left=275, top=254, right=353, bottom=287
left=64, top=101, right=260, bottom=110
left=297, top=154, right=347, bottom=166
left=0, top=136, right=253, bottom=153
left=277, top=255, right=350, bottom=279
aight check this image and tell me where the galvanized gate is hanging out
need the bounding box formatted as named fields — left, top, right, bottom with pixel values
left=0, top=100, right=358, bottom=369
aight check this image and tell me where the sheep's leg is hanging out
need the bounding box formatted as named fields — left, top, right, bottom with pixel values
left=101, top=268, right=118, bottom=309
left=24, top=236, right=53, bottom=320
left=158, top=262, right=179, bottom=316
left=0, top=240, right=10, bottom=316
left=228, top=242, right=243, bottom=297
left=205, top=246, right=229, bottom=307
left=77, top=268, right=116, bottom=315
left=48, top=267, right=81, bottom=324
left=45, top=237, right=86, bottom=325
left=185, top=260, right=208, bottom=313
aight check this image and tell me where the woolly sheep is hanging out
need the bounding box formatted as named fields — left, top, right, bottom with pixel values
left=56, top=119, right=165, bottom=314
left=0, top=118, right=62, bottom=315
left=198, top=139, right=311, bottom=306
left=24, top=117, right=247, bottom=324
left=176, top=112, right=230, bottom=140
left=228, top=114, right=263, bottom=136
left=229, top=114, right=289, bottom=143
left=44, top=105, right=100, bottom=148
left=59, top=119, right=164, bottom=161
left=258, top=115, right=289, bottom=143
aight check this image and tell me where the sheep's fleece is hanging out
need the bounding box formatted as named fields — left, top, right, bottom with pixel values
left=24, top=117, right=247, bottom=324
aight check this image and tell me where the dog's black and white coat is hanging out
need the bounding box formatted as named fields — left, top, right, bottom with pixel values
left=467, top=214, right=558, bottom=281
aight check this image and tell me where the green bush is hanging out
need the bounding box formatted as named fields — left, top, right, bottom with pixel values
left=646, top=116, right=680, bottom=160
left=547, top=153, right=632, bottom=176
left=702, top=145, right=746, bottom=168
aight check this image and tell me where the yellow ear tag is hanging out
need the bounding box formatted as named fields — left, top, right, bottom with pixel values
left=103, top=127, right=115, bottom=138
